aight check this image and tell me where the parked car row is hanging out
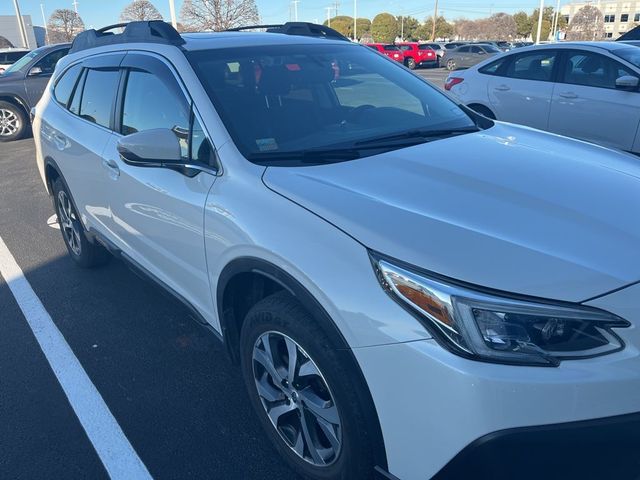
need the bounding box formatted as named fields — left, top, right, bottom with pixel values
left=446, top=41, right=640, bottom=155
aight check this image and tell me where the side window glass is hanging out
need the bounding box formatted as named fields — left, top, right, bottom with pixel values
left=190, top=113, right=214, bottom=165
left=563, top=51, right=636, bottom=89
left=53, top=64, right=82, bottom=107
left=471, top=46, right=482, bottom=54
left=479, top=57, right=507, bottom=76
left=121, top=70, right=191, bottom=159
left=79, top=69, right=120, bottom=128
left=506, top=51, right=556, bottom=81
left=35, top=49, right=69, bottom=75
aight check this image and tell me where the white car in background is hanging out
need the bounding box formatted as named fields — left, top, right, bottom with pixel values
left=445, top=42, right=640, bottom=154
left=0, top=48, right=30, bottom=74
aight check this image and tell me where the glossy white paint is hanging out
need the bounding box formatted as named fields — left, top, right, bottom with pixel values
left=447, top=42, right=640, bottom=154
left=34, top=35, right=640, bottom=480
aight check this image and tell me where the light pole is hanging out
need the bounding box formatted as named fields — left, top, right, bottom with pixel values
left=168, top=0, right=178, bottom=29
left=12, top=0, right=30, bottom=49
left=535, top=0, right=545, bottom=44
left=40, top=3, right=49, bottom=44
left=72, top=0, right=79, bottom=14
left=292, top=0, right=300, bottom=22
left=353, top=0, right=357, bottom=41
left=551, top=0, right=560, bottom=41
left=325, top=6, right=332, bottom=26
left=431, top=0, right=439, bottom=41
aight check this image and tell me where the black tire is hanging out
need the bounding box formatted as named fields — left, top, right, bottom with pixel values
left=0, top=100, right=27, bottom=142
left=52, top=177, right=111, bottom=268
left=240, top=291, right=380, bottom=480
left=469, top=104, right=496, bottom=120
left=406, top=57, right=416, bottom=70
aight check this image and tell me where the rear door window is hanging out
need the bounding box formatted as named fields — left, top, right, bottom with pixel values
left=505, top=51, right=557, bottom=81
left=53, top=64, right=82, bottom=107
left=79, top=69, right=120, bottom=128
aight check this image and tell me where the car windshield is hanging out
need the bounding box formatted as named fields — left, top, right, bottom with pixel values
left=2, top=49, right=37, bottom=74
left=188, top=43, right=476, bottom=164
left=613, top=46, right=640, bottom=69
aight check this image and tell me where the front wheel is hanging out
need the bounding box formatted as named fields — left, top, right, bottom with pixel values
left=240, top=292, right=379, bottom=480
left=446, top=58, right=457, bottom=71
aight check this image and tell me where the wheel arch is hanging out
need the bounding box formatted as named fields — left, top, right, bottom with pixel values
left=0, top=94, right=29, bottom=117
left=216, top=256, right=389, bottom=472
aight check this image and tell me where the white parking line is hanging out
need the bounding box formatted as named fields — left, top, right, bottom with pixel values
left=0, top=235, right=153, bottom=480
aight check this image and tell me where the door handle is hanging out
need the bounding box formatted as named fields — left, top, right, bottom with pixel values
left=494, top=85, right=510, bottom=91
left=102, top=158, right=120, bottom=179
left=559, top=92, right=578, bottom=99
left=52, top=133, right=67, bottom=150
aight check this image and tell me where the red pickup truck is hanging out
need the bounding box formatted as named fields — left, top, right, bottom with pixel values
left=395, top=42, right=438, bottom=69
left=365, top=44, right=405, bottom=63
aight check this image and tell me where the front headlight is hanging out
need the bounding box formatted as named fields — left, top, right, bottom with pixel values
left=373, top=255, right=630, bottom=367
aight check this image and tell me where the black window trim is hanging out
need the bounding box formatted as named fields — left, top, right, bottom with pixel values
left=53, top=61, right=83, bottom=109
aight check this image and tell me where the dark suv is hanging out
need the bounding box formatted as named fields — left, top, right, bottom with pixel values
left=0, top=43, right=69, bottom=141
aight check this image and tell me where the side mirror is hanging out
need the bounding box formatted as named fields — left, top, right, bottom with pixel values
left=28, top=66, right=43, bottom=76
left=117, top=128, right=182, bottom=167
left=616, top=75, right=639, bottom=91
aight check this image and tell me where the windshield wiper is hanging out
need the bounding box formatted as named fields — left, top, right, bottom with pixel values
left=354, top=126, right=480, bottom=146
left=248, top=148, right=362, bottom=164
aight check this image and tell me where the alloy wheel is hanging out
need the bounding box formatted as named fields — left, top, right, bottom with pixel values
left=0, top=108, right=20, bottom=137
left=446, top=59, right=456, bottom=71
left=252, top=331, right=342, bottom=467
left=57, top=190, right=82, bottom=256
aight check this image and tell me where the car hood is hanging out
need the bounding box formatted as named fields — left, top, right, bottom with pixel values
left=263, top=123, right=640, bottom=302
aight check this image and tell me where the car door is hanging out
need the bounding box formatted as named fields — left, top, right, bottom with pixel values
left=468, top=46, right=486, bottom=67
left=487, top=49, right=558, bottom=130
left=24, top=47, right=69, bottom=107
left=43, top=54, right=124, bottom=238
left=102, top=53, right=217, bottom=319
left=548, top=49, right=640, bottom=152
left=455, top=46, right=470, bottom=67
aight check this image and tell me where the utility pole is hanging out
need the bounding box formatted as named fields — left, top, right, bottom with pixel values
left=12, top=0, right=30, bottom=49
left=431, top=0, right=439, bottom=41
left=292, top=0, right=300, bottom=21
left=168, top=0, right=178, bottom=28
left=535, top=0, right=545, bottom=43
left=353, top=0, right=357, bottom=41
left=40, top=3, right=49, bottom=45
left=325, top=6, right=333, bottom=26
left=72, top=0, right=79, bottom=14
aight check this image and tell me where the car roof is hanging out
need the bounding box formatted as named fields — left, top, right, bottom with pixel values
left=515, top=41, right=633, bottom=53
left=166, top=31, right=352, bottom=51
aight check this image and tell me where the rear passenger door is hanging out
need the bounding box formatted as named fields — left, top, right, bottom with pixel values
left=44, top=53, right=124, bottom=237
left=103, top=53, right=218, bottom=319
left=487, top=49, right=558, bottom=130
left=548, top=49, right=640, bottom=152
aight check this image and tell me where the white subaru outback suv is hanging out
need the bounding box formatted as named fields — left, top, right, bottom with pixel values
left=33, top=21, right=640, bottom=480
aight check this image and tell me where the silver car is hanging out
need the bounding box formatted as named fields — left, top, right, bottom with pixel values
left=445, top=43, right=500, bottom=70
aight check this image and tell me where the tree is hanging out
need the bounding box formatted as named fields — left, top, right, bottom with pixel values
left=397, top=16, right=420, bottom=41
left=355, top=17, right=371, bottom=38
left=180, top=0, right=259, bottom=32
left=324, top=16, right=354, bottom=38
left=120, top=0, right=163, bottom=22
left=566, top=5, right=604, bottom=41
left=421, top=15, right=453, bottom=40
left=513, top=11, right=532, bottom=38
left=48, top=9, right=85, bottom=43
left=530, top=6, right=566, bottom=42
left=371, top=13, right=398, bottom=43
left=484, top=13, right=517, bottom=40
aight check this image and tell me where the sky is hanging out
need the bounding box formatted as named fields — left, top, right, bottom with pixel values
left=0, top=0, right=569, bottom=30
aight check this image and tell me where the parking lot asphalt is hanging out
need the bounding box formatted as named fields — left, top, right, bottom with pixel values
left=414, top=66, right=449, bottom=88
left=0, top=138, right=301, bottom=479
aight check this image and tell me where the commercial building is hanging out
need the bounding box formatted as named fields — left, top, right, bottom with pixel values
left=561, top=1, right=640, bottom=39
left=0, top=15, right=38, bottom=49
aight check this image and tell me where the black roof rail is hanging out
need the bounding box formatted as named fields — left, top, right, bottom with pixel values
left=226, top=22, right=351, bottom=42
left=70, top=20, right=185, bottom=54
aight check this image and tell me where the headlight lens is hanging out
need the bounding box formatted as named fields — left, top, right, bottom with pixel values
left=374, top=257, right=629, bottom=366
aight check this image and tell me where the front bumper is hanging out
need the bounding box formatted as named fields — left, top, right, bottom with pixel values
left=433, top=411, right=640, bottom=480
left=353, top=279, right=640, bottom=480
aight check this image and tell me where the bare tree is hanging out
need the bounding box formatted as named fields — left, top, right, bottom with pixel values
left=0, top=36, right=13, bottom=48
left=120, top=0, right=163, bottom=22
left=180, top=0, right=259, bottom=32
left=484, top=13, right=517, bottom=40
left=566, top=5, right=604, bottom=41
left=47, top=9, right=85, bottom=43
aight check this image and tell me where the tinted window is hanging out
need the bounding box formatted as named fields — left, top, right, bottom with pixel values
left=563, top=51, right=637, bottom=89
left=471, top=46, right=483, bottom=54
left=121, top=70, right=194, bottom=160
left=190, top=114, right=214, bottom=165
left=612, top=46, right=640, bottom=69
left=505, top=51, right=556, bottom=81
left=2, top=50, right=37, bottom=74
left=483, top=46, right=500, bottom=53
left=69, top=69, right=85, bottom=115
left=384, top=45, right=400, bottom=51
left=6, top=51, right=28, bottom=62
left=399, top=45, right=411, bottom=51
left=479, top=57, right=508, bottom=75
left=188, top=44, right=475, bottom=163
left=419, top=44, right=434, bottom=50
left=457, top=46, right=470, bottom=53
left=79, top=69, right=120, bottom=128
left=35, top=48, right=69, bottom=75
left=53, top=64, right=82, bottom=107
